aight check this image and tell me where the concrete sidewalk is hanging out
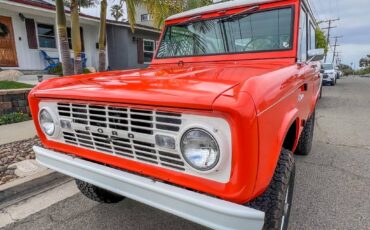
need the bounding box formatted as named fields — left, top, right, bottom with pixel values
left=17, top=75, right=59, bottom=85
left=0, top=120, right=37, bottom=145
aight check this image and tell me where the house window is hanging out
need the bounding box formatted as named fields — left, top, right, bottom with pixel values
left=37, top=24, right=56, bottom=48
left=143, top=39, right=155, bottom=63
left=141, top=14, right=152, bottom=22
left=67, top=27, right=85, bottom=51
left=67, top=28, right=72, bottom=49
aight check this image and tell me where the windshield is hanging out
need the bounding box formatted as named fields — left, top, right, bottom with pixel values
left=323, top=64, right=334, bottom=70
left=157, top=7, right=293, bottom=58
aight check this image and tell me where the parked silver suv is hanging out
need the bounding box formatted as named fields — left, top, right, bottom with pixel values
left=321, top=63, right=336, bottom=86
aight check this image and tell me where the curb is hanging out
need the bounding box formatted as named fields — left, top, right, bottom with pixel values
left=0, top=169, right=71, bottom=209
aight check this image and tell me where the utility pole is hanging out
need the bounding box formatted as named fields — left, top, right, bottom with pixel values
left=332, top=36, right=343, bottom=63
left=334, top=52, right=342, bottom=65
left=321, top=18, right=340, bottom=62
left=334, top=51, right=342, bottom=61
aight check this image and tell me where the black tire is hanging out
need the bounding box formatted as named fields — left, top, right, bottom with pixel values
left=331, top=80, right=335, bottom=86
left=76, top=179, right=125, bottom=203
left=247, top=149, right=295, bottom=230
left=295, top=111, right=315, bottom=155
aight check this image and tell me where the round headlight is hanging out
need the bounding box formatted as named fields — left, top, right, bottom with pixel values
left=39, top=109, right=55, bottom=136
left=180, top=128, right=220, bottom=171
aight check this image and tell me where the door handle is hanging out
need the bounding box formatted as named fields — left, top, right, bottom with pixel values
left=300, top=83, right=308, bottom=91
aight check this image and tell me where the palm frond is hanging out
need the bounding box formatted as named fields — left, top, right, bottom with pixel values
left=63, top=0, right=97, bottom=8
left=185, top=0, right=212, bottom=11
left=157, top=26, right=208, bottom=57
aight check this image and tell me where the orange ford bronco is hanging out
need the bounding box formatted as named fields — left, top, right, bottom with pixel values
left=30, top=0, right=324, bottom=229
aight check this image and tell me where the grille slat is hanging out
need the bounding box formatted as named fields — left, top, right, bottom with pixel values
left=159, top=156, right=185, bottom=166
left=58, top=102, right=185, bottom=172
left=58, top=103, right=182, bottom=134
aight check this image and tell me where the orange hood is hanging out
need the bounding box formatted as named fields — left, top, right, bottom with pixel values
left=32, top=59, right=294, bottom=110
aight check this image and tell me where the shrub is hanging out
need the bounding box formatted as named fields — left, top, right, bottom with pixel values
left=316, top=28, right=329, bottom=55
left=355, top=67, right=370, bottom=76
left=0, top=112, right=31, bottom=126
left=48, top=63, right=92, bottom=76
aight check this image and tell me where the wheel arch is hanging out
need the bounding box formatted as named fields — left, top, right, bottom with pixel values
left=278, top=108, right=300, bottom=153
left=253, top=108, right=300, bottom=197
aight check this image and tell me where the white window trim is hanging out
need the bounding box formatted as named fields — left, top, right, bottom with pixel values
left=143, top=39, right=155, bottom=64
left=36, top=23, right=79, bottom=51
left=141, top=14, right=153, bottom=22
left=36, top=23, right=58, bottom=50
left=297, top=6, right=308, bottom=62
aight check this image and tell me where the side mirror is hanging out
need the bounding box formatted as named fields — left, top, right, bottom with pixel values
left=320, top=69, right=325, bottom=73
left=307, top=48, right=325, bottom=62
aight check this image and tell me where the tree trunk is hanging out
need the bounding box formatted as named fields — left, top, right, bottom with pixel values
left=71, top=0, right=83, bottom=74
left=56, top=0, right=73, bottom=76
left=98, top=0, right=107, bottom=72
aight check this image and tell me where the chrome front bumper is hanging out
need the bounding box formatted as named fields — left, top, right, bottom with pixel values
left=34, top=146, right=265, bottom=230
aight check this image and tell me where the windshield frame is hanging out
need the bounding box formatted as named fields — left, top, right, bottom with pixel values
left=155, top=5, right=296, bottom=59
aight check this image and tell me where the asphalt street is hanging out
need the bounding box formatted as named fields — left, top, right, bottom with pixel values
left=2, top=76, right=370, bottom=230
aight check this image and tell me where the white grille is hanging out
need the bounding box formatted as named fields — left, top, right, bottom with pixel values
left=57, top=103, right=182, bottom=135
left=40, top=101, right=232, bottom=183
left=57, top=103, right=185, bottom=171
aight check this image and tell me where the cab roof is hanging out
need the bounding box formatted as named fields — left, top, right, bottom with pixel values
left=166, top=0, right=287, bottom=21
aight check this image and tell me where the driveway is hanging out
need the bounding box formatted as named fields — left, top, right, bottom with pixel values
left=2, top=76, right=370, bottom=230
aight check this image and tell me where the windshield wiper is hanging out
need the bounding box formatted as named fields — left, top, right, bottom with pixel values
left=220, top=5, right=260, bottom=22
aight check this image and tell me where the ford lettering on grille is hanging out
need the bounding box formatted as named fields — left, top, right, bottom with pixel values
left=57, top=102, right=185, bottom=171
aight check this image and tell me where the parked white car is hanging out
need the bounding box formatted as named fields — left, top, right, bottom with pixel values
left=336, top=69, right=343, bottom=79
left=321, top=63, right=336, bottom=86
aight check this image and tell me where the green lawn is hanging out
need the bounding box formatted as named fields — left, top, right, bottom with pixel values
left=0, top=81, right=34, bottom=89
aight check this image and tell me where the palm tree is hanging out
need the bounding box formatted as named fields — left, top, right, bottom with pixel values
left=98, top=0, right=107, bottom=72
left=108, top=0, right=214, bottom=32
left=69, top=0, right=96, bottom=74
left=56, top=0, right=96, bottom=75
left=56, top=0, right=73, bottom=76
left=127, top=0, right=213, bottom=30
left=98, top=0, right=215, bottom=72
left=111, top=4, right=124, bottom=21
left=70, top=0, right=83, bottom=74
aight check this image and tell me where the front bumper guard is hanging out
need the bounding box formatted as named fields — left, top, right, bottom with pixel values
left=34, top=146, right=265, bottom=230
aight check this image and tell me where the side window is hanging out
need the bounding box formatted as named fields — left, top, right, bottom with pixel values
left=309, top=23, right=316, bottom=50
left=143, top=39, right=155, bottom=64
left=298, top=7, right=308, bottom=61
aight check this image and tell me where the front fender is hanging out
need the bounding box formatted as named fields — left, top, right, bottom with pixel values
left=253, top=107, right=299, bottom=197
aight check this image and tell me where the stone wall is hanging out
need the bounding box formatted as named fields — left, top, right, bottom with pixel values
left=0, top=89, right=31, bottom=116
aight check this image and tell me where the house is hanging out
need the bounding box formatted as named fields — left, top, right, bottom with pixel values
left=0, top=0, right=160, bottom=71
left=106, top=22, right=160, bottom=70
left=134, top=4, right=155, bottom=28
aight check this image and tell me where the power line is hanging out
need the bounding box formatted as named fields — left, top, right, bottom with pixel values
left=321, top=18, right=340, bottom=62
left=334, top=52, right=343, bottom=66
left=332, top=35, right=343, bottom=63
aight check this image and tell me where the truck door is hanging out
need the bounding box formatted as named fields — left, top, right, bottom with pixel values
left=297, top=5, right=312, bottom=120
left=308, top=21, right=321, bottom=99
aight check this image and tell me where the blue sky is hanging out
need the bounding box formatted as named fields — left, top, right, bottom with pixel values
left=82, top=0, right=370, bottom=68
